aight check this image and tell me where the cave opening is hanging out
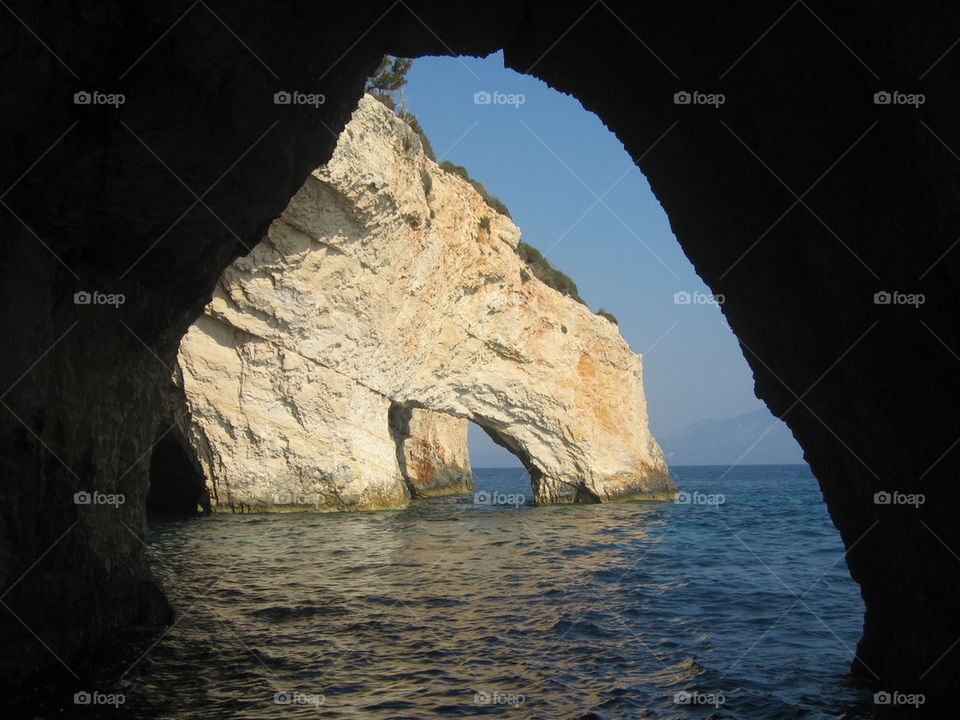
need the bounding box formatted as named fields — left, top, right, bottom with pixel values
left=136, top=51, right=861, bottom=706
left=146, top=427, right=210, bottom=516
left=0, top=1, right=947, bottom=708
left=1, top=0, right=957, bottom=708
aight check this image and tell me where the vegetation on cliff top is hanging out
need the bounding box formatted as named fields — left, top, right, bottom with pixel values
left=367, top=56, right=616, bottom=318
left=516, top=241, right=584, bottom=305
left=368, top=57, right=437, bottom=162
left=368, top=57, right=510, bottom=219
left=595, top=308, right=618, bottom=324
left=368, top=56, right=412, bottom=95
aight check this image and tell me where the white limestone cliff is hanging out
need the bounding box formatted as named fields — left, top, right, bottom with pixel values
left=173, top=94, right=675, bottom=510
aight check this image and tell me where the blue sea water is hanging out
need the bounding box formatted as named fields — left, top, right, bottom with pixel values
left=40, top=465, right=900, bottom=718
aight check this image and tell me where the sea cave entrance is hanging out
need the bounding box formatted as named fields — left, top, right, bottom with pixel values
left=146, top=426, right=210, bottom=516
left=141, top=47, right=874, bottom=713
left=0, top=2, right=953, bottom=706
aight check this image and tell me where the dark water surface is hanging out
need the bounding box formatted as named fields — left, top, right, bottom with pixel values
left=30, top=466, right=899, bottom=718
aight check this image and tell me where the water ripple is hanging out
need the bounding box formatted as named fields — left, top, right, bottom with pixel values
left=36, top=466, right=901, bottom=719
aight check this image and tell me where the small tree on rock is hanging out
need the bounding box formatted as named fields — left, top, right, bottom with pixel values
left=367, top=56, right=412, bottom=98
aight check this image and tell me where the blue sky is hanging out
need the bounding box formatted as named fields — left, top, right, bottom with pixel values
left=402, top=52, right=762, bottom=466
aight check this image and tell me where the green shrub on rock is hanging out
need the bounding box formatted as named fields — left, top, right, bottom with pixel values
left=515, top=241, right=584, bottom=304
left=596, top=308, right=618, bottom=324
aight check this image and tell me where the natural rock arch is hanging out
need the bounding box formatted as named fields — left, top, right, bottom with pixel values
left=172, top=96, right=673, bottom=511
left=1, top=1, right=958, bottom=704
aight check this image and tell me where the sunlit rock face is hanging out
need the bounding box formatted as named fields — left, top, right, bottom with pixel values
left=174, top=313, right=415, bottom=511
left=173, top=309, right=473, bottom=511
left=173, top=96, right=673, bottom=510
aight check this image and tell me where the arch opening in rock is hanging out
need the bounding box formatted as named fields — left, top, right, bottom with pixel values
left=470, top=418, right=605, bottom=504
left=466, top=418, right=549, bottom=503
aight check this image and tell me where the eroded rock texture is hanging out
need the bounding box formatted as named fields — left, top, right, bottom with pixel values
left=174, top=306, right=474, bottom=511
left=174, top=96, right=671, bottom=510
left=2, top=0, right=959, bottom=703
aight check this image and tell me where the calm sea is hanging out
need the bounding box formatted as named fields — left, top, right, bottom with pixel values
left=18, top=466, right=909, bottom=718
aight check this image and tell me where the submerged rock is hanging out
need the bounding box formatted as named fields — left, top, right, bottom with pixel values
left=172, top=95, right=674, bottom=510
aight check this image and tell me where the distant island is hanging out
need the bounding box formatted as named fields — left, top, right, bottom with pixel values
left=660, top=408, right=805, bottom=466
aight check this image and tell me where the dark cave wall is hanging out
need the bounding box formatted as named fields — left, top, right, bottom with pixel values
left=492, top=2, right=960, bottom=696
left=0, top=0, right=391, bottom=682
left=1, top=0, right=958, bottom=702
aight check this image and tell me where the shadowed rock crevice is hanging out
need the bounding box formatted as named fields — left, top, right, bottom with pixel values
left=146, top=427, right=209, bottom=515
left=388, top=401, right=415, bottom=492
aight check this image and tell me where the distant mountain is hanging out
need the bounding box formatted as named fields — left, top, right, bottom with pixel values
left=659, top=408, right=805, bottom=466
